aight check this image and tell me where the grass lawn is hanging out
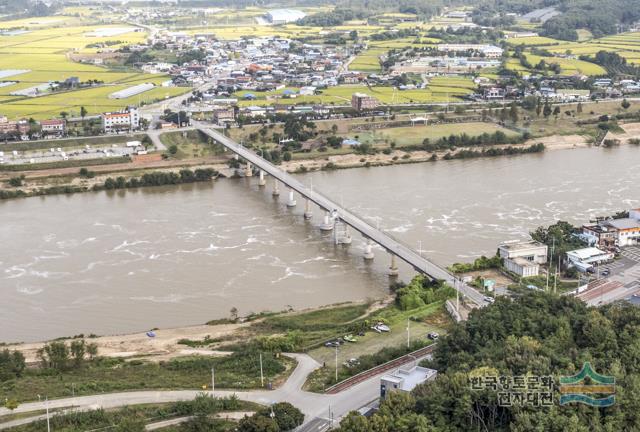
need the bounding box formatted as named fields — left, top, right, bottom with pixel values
left=248, top=303, right=371, bottom=350
left=159, top=130, right=226, bottom=159
left=304, top=301, right=450, bottom=392
left=1, top=352, right=293, bottom=403
left=344, top=122, right=519, bottom=147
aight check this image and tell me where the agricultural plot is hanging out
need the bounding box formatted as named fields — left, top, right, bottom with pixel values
left=0, top=25, right=188, bottom=120
left=349, top=48, right=386, bottom=73
left=504, top=36, right=563, bottom=46
left=505, top=53, right=607, bottom=76
left=234, top=79, right=475, bottom=107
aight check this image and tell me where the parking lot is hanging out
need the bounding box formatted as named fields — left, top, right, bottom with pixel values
left=0, top=144, right=139, bottom=165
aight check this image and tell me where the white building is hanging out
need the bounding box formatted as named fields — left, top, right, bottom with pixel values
left=436, top=44, right=504, bottom=58
left=603, top=218, right=640, bottom=247
left=101, top=106, right=140, bottom=132
left=380, top=366, right=437, bottom=399
left=265, top=9, right=306, bottom=25
left=566, top=247, right=615, bottom=267
left=504, top=257, right=540, bottom=278
left=498, top=240, right=548, bottom=264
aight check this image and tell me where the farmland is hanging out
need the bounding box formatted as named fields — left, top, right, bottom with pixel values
left=0, top=24, right=189, bottom=120
left=234, top=77, right=476, bottom=107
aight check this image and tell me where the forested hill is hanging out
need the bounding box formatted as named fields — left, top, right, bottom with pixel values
left=337, top=292, right=640, bottom=431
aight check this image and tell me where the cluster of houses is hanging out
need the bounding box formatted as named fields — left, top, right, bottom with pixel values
left=0, top=106, right=142, bottom=141
left=496, top=209, right=640, bottom=279
left=581, top=209, right=640, bottom=249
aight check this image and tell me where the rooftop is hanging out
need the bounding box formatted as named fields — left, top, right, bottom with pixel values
left=567, top=247, right=610, bottom=260
left=382, top=366, right=437, bottom=392
left=498, top=240, right=547, bottom=252
left=605, top=218, right=640, bottom=230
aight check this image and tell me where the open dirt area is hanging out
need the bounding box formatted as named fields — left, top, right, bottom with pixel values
left=5, top=322, right=251, bottom=365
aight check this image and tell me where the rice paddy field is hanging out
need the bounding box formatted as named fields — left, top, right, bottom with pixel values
left=502, top=31, right=640, bottom=66
left=0, top=24, right=189, bottom=120
left=234, top=77, right=476, bottom=107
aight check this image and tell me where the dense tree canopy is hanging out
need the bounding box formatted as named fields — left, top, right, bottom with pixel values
left=337, top=293, right=640, bottom=431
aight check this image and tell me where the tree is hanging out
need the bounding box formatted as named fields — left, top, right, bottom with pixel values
left=0, top=349, right=26, bottom=381
left=230, top=307, right=238, bottom=321
left=70, top=340, right=86, bottom=367
left=536, top=99, right=542, bottom=117
left=169, top=144, right=178, bottom=155
left=80, top=106, right=88, bottom=120
left=59, top=111, right=68, bottom=119
left=270, top=402, right=304, bottom=430
left=622, top=98, right=631, bottom=110
left=553, top=106, right=561, bottom=119
left=509, top=102, right=519, bottom=123
left=237, top=415, right=279, bottom=432
left=283, top=151, right=292, bottom=162
left=542, top=102, right=552, bottom=118
left=38, top=341, right=70, bottom=371
left=577, top=102, right=583, bottom=114
left=86, top=342, right=98, bottom=360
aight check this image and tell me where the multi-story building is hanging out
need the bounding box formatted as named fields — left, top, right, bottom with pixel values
left=351, top=93, right=379, bottom=111
left=0, top=115, right=18, bottom=135
left=40, top=119, right=66, bottom=136
left=498, top=240, right=548, bottom=264
left=212, top=107, right=236, bottom=125
left=603, top=218, right=640, bottom=247
left=101, top=107, right=140, bottom=132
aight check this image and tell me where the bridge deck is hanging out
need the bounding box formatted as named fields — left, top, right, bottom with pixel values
left=197, top=126, right=487, bottom=307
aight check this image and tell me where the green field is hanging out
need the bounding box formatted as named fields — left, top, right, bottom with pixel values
left=234, top=78, right=475, bottom=107
left=0, top=25, right=190, bottom=120
left=343, top=122, right=519, bottom=147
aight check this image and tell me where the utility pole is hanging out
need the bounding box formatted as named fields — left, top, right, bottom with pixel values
left=211, top=367, right=215, bottom=396
left=46, top=398, right=50, bottom=432
left=546, top=237, right=555, bottom=291
left=335, top=346, right=338, bottom=383
left=406, top=318, right=410, bottom=349
left=260, top=353, right=264, bottom=388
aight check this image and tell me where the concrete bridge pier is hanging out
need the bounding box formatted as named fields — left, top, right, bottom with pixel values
left=388, top=254, right=399, bottom=277
left=286, top=188, right=297, bottom=207
left=244, top=162, right=253, bottom=177
left=303, top=199, right=313, bottom=219
left=258, top=170, right=266, bottom=186
left=363, top=239, right=374, bottom=260
left=319, top=211, right=334, bottom=231
left=272, top=179, right=280, bottom=197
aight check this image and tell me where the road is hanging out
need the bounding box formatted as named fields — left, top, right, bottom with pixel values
left=0, top=350, right=431, bottom=430
left=195, top=123, right=488, bottom=307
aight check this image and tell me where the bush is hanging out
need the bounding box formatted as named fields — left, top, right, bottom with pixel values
left=8, top=175, right=24, bottom=187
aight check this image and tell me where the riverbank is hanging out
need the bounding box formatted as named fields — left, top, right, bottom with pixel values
left=0, top=132, right=593, bottom=200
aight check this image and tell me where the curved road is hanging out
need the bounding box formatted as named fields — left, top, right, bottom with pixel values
left=0, top=351, right=430, bottom=430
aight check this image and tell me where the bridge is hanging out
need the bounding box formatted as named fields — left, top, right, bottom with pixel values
left=196, top=124, right=488, bottom=307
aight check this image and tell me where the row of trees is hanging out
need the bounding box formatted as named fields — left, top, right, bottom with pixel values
left=37, top=339, right=98, bottom=371
left=100, top=168, right=217, bottom=190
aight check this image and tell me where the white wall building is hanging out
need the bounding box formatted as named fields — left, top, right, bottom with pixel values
left=498, top=240, right=548, bottom=264
left=265, top=9, right=306, bottom=24
left=380, top=366, right=437, bottom=399
left=504, top=257, right=540, bottom=277
left=102, top=107, right=140, bottom=132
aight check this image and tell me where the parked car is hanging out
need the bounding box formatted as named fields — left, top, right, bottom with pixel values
left=324, top=340, right=340, bottom=348
left=427, top=332, right=439, bottom=340
left=484, top=296, right=495, bottom=303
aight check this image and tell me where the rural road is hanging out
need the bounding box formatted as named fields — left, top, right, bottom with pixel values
left=0, top=351, right=430, bottom=429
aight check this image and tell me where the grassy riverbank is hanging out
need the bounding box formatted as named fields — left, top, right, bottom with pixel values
left=0, top=350, right=293, bottom=403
